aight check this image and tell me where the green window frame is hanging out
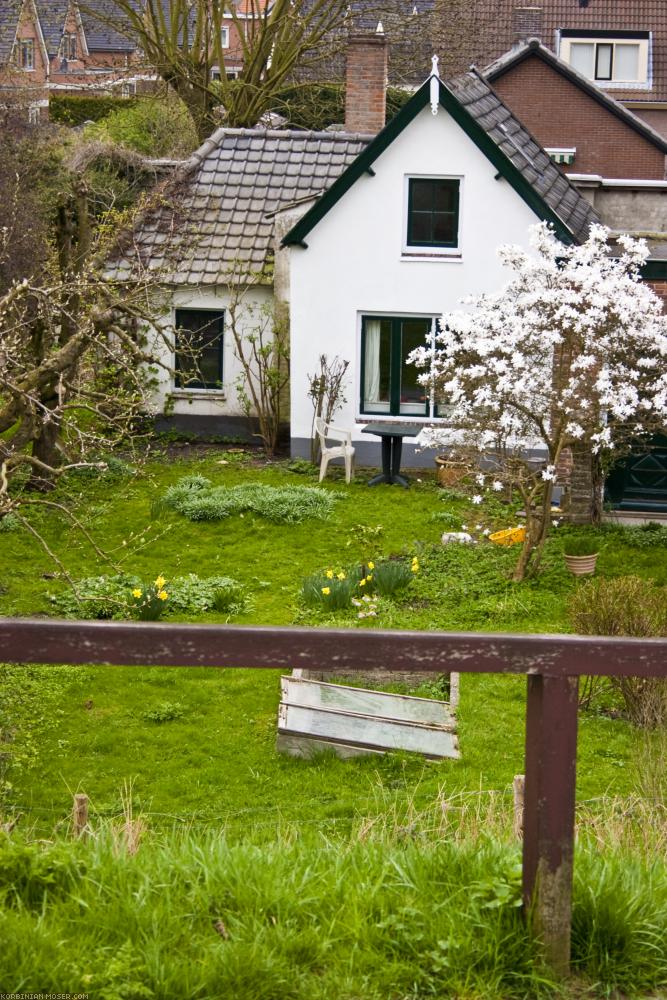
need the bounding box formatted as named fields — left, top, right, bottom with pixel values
left=174, top=308, right=224, bottom=390
left=406, top=177, right=460, bottom=249
left=360, top=315, right=431, bottom=418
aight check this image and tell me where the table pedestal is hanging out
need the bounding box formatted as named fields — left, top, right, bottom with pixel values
left=368, top=434, right=409, bottom=488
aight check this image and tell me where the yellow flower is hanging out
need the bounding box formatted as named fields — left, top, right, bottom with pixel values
left=359, top=578, right=367, bottom=587
left=321, top=587, right=331, bottom=595
left=155, top=575, right=166, bottom=589
left=337, top=572, right=346, bottom=580
left=366, top=574, right=373, bottom=581
left=367, top=561, right=375, bottom=570
left=411, top=564, right=419, bottom=573
left=131, top=588, right=143, bottom=598
left=157, top=590, right=169, bottom=600
left=326, top=569, right=334, bottom=579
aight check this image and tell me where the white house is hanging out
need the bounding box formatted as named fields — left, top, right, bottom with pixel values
left=282, top=62, right=598, bottom=464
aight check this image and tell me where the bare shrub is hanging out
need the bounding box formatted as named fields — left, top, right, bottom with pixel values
left=570, top=576, right=667, bottom=727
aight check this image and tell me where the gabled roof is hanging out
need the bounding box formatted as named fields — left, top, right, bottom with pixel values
left=485, top=39, right=667, bottom=155
left=122, top=127, right=371, bottom=285
left=430, top=0, right=667, bottom=104
left=0, top=0, right=23, bottom=63
left=283, top=68, right=599, bottom=249
left=78, top=0, right=136, bottom=52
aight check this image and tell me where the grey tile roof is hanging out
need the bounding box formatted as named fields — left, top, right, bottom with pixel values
left=78, top=0, right=138, bottom=52
left=0, top=0, right=23, bottom=62
left=38, top=0, right=70, bottom=56
left=123, top=128, right=371, bottom=285
left=447, top=69, right=599, bottom=245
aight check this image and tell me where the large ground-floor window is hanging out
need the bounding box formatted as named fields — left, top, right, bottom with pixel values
left=360, top=315, right=434, bottom=417
left=174, top=309, right=224, bottom=390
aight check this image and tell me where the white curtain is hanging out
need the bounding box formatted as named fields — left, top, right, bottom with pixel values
left=364, top=320, right=381, bottom=405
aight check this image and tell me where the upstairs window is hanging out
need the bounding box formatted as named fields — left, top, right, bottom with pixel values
left=221, top=26, right=230, bottom=48
left=560, top=32, right=650, bottom=86
left=61, top=33, right=77, bottom=60
left=174, top=309, right=224, bottom=390
left=406, top=177, right=460, bottom=250
left=17, top=39, right=34, bottom=70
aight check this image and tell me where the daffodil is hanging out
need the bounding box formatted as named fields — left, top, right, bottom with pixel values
left=157, top=590, right=169, bottom=601
left=359, top=578, right=367, bottom=587
left=337, top=572, right=346, bottom=580
left=366, top=574, right=373, bottom=581
left=132, top=588, right=143, bottom=599
left=321, top=586, right=331, bottom=595
left=155, top=575, right=166, bottom=589
left=367, top=561, right=375, bottom=570
left=325, top=569, right=334, bottom=579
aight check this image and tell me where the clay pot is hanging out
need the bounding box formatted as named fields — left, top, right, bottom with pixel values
left=564, top=553, right=598, bottom=576
left=434, top=456, right=470, bottom=487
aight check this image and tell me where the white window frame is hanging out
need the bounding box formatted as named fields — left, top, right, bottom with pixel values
left=221, top=26, right=230, bottom=48
left=61, top=32, right=77, bottom=60
left=559, top=34, right=650, bottom=88
left=402, top=174, right=463, bottom=260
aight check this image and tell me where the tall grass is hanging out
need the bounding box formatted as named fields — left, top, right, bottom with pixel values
left=1, top=795, right=665, bottom=999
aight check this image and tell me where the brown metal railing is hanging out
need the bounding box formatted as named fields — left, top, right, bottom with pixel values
left=1, top=617, right=665, bottom=975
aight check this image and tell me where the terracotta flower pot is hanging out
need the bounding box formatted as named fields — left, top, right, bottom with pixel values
left=564, top=553, right=598, bottom=576
left=434, top=456, right=469, bottom=487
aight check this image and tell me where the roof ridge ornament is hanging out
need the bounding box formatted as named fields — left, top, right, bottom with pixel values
left=430, top=54, right=440, bottom=115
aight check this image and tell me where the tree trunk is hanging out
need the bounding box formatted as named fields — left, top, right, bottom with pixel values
left=28, top=411, right=60, bottom=491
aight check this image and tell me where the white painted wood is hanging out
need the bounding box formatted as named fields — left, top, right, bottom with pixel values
left=281, top=676, right=454, bottom=726
left=278, top=702, right=459, bottom=759
left=449, top=672, right=460, bottom=711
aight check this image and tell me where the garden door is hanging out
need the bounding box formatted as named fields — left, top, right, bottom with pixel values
left=605, top=434, right=667, bottom=512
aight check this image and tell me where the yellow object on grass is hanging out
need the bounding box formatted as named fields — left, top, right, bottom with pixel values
left=489, top=526, right=526, bottom=546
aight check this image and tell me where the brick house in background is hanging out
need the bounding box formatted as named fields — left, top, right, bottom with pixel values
left=485, top=40, right=667, bottom=181
left=428, top=0, right=667, bottom=139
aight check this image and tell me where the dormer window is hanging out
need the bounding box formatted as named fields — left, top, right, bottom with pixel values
left=221, top=26, right=230, bottom=48
left=559, top=31, right=650, bottom=87
left=61, top=33, right=77, bottom=60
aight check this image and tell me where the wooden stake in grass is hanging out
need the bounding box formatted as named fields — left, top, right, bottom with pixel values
left=449, top=672, right=460, bottom=711
left=72, top=793, right=89, bottom=839
left=513, top=774, right=525, bottom=838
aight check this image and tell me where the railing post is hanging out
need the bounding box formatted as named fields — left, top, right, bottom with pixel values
left=522, top=674, right=579, bottom=977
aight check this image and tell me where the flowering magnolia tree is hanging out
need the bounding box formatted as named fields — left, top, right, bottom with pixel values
left=412, top=222, right=667, bottom=581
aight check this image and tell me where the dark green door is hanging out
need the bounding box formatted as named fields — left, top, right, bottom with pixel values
left=605, top=434, right=667, bottom=512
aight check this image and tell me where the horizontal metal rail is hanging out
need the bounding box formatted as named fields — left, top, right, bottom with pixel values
left=1, top=617, right=666, bottom=977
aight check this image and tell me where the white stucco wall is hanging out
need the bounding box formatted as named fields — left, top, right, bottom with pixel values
left=288, top=103, right=544, bottom=455
left=152, top=283, right=274, bottom=420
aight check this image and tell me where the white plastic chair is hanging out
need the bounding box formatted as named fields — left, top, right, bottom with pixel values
left=314, top=416, right=355, bottom=484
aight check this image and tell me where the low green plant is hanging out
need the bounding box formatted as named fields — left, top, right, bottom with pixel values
left=0, top=513, right=21, bottom=533
left=371, top=557, right=419, bottom=596
left=303, top=569, right=360, bottom=611
left=50, top=573, right=247, bottom=620
left=160, top=478, right=340, bottom=524
left=141, top=701, right=185, bottom=724
left=286, top=458, right=317, bottom=475
left=129, top=575, right=170, bottom=621
left=563, top=535, right=601, bottom=557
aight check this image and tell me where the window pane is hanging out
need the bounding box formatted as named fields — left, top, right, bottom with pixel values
left=409, top=212, right=432, bottom=243
left=432, top=181, right=456, bottom=212
left=363, top=319, right=391, bottom=412
left=595, top=43, right=612, bottom=80
left=569, top=42, right=594, bottom=78
left=399, top=320, right=430, bottom=415
left=433, top=212, right=456, bottom=245
left=614, top=43, right=640, bottom=81
left=410, top=180, right=433, bottom=211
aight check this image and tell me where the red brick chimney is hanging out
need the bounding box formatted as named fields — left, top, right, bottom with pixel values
left=345, top=32, right=388, bottom=134
left=512, top=6, right=543, bottom=44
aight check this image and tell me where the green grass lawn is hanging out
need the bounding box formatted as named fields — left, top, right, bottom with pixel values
left=1, top=448, right=665, bottom=835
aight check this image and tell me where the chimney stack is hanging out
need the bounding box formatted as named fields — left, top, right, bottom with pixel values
left=512, top=6, right=543, bottom=44
left=345, top=32, right=388, bottom=134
